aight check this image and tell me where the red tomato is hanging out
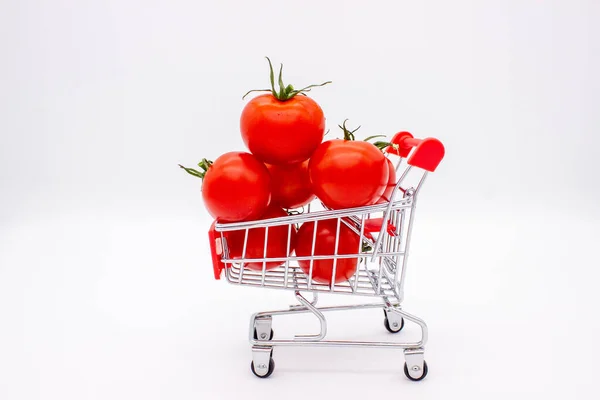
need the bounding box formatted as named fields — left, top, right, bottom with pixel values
left=240, top=94, right=325, bottom=165
left=309, top=139, right=389, bottom=209
left=225, top=206, right=297, bottom=271
left=266, top=160, right=315, bottom=209
left=180, top=152, right=271, bottom=222
left=295, top=219, right=359, bottom=284
left=377, top=158, right=397, bottom=203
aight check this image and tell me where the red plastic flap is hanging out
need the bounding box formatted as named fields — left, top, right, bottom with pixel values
left=407, top=137, right=445, bottom=172
left=363, top=218, right=397, bottom=236
left=208, top=222, right=225, bottom=280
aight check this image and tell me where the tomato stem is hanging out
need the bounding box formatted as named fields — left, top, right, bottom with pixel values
left=363, top=135, right=386, bottom=142
left=242, top=57, right=331, bottom=101
left=361, top=135, right=399, bottom=152
left=178, top=158, right=213, bottom=179
left=338, top=119, right=361, bottom=141
left=373, top=141, right=399, bottom=152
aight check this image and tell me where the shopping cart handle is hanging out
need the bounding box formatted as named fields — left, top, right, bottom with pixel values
left=208, top=221, right=226, bottom=280
left=388, top=131, right=445, bottom=172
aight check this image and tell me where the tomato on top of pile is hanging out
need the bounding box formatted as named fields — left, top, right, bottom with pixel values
left=180, top=57, right=401, bottom=284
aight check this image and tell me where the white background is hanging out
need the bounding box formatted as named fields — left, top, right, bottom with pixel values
left=1, top=0, right=599, bottom=399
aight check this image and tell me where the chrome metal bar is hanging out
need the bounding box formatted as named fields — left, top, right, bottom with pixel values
left=371, top=166, right=413, bottom=260
left=221, top=251, right=405, bottom=264
left=393, top=209, right=405, bottom=287
left=307, top=220, right=318, bottom=290
left=395, top=157, right=404, bottom=173
left=330, top=217, right=341, bottom=291
left=353, top=214, right=365, bottom=293
left=229, top=272, right=397, bottom=297
left=261, top=226, right=269, bottom=286
left=253, top=339, right=421, bottom=349
left=415, top=172, right=428, bottom=195
left=289, top=292, right=318, bottom=310
left=293, top=291, right=326, bottom=341
left=215, top=201, right=411, bottom=232
left=283, top=224, right=292, bottom=288
left=219, top=231, right=227, bottom=258
left=230, top=275, right=386, bottom=290
left=398, top=205, right=417, bottom=302
left=238, top=228, right=249, bottom=283
left=255, top=302, right=386, bottom=317
left=249, top=303, right=427, bottom=348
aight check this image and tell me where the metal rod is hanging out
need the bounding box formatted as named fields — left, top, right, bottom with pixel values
left=330, top=217, right=341, bottom=291
left=376, top=228, right=386, bottom=294
left=398, top=204, right=417, bottom=301
left=371, top=166, right=413, bottom=260
left=283, top=224, right=292, bottom=288
left=353, top=214, right=365, bottom=293
left=293, top=291, right=327, bottom=341
left=249, top=302, right=427, bottom=348
left=256, top=302, right=386, bottom=316
left=415, top=172, right=428, bottom=195
left=238, top=228, right=249, bottom=283
left=393, top=209, right=405, bottom=287
left=215, top=201, right=411, bottom=232
left=261, top=226, right=269, bottom=286
left=395, top=157, right=404, bottom=174
left=221, top=252, right=405, bottom=263
left=307, top=219, right=318, bottom=290
left=249, top=339, right=424, bottom=349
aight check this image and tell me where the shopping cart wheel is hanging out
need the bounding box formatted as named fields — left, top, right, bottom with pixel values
left=251, top=358, right=275, bottom=378
left=404, top=360, right=428, bottom=381
left=253, top=328, right=274, bottom=341
left=383, top=310, right=405, bottom=333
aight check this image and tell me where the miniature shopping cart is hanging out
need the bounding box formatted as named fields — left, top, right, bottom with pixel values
left=208, top=133, right=445, bottom=380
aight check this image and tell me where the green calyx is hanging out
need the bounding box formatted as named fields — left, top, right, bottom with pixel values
left=363, top=135, right=399, bottom=152
left=338, top=119, right=361, bottom=141
left=242, top=57, right=331, bottom=101
left=178, top=158, right=213, bottom=179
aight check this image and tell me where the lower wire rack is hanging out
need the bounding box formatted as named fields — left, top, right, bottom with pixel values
left=225, top=261, right=400, bottom=301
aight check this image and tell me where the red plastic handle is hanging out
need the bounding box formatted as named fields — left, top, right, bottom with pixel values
left=208, top=221, right=226, bottom=280
left=388, top=131, right=445, bottom=172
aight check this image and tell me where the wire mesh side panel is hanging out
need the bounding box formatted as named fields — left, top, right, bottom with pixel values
left=218, top=200, right=415, bottom=300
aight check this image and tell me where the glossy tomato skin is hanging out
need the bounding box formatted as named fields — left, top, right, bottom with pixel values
left=202, top=152, right=271, bottom=222
left=377, top=158, right=397, bottom=203
left=309, top=140, right=389, bottom=209
left=295, top=219, right=359, bottom=284
left=224, top=206, right=296, bottom=271
left=240, top=94, right=325, bottom=165
left=266, top=160, right=315, bottom=209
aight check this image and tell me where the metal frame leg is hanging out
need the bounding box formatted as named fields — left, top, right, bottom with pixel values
left=247, top=293, right=429, bottom=380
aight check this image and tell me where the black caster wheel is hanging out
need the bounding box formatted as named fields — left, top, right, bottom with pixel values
left=253, top=328, right=274, bottom=340
left=404, top=360, right=428, bottom=381
left=251, top=358, right=275, bottom=378
left=383, top=310, right=404, bottom=333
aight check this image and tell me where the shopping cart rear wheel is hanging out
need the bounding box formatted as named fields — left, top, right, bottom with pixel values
left=251, top=358, right=275, bottom=378
left=253, top=328, right=274, bottom=341
left=404, top=360, right=428, bottom=381
left=383, top=310, right=405, bottom=333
